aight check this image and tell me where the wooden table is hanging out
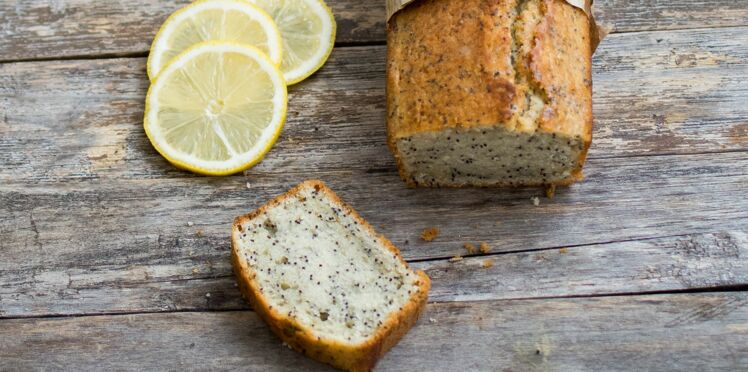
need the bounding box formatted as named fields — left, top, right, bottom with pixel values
left=1, top=1, right=747, bottom=370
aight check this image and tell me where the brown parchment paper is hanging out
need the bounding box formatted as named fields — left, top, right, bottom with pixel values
left=385, top=0, right=606, bottom=52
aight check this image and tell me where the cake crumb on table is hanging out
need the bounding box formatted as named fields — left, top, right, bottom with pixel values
left=479, top=242, right=491, bottom=254
left=481, top=259, right=494, bottom=268
left=429, top=318, right=437, bottom=323
left=420, top=227, right=440, bottom=242
left=449, top=255, right=463, bottom=263
left=531, top=197, right=540, bottom=206
left=196, top=229, right=204, bottom=237
left=559, top=247, right=569, bottom=253
left=545, top=185, right=556, bottom=199
left=463, top=243, right=476, bottom=254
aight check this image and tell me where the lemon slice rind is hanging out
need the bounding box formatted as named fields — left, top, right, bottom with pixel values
left=249, top=0, right=336, bottom=85
left=147, top=0, right=283, bottom=81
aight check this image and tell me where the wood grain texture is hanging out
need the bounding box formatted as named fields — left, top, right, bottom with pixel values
left=1, top=293, right=746, bottom=371
left=1, top=27, right=747, bottom=184
left=594, top=28, right=748, bottom=157
left=2, top=0, right=748, bottom=61
left=2, top=230, right=745, bottom=318
left=0, top=0, right=746, bottom=368
left=2, top=150, right=747, bottom=265
left=418, top=231, right=748, bottom=303
left=594, top=0, right=748, bottom=33
left=1, top=27, right=748, bottom=318
left=0, top=0, right=383, bottom=62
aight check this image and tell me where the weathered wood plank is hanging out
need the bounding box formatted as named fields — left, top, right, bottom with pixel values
left=594, top=29, right=748, bottom=157
left=0, top=0, right=383, bottom=62
left=2, top=151, right=746, bottom=266
left=1, top=293, right=746, bottom=371
left=1, top=27, right=747, bottom=183
left=418, top=231, right=748, bottom=303
left=382, top=293, right=748, bottom=371
left=594, top=0, right=748, bottom=34
left=1, top=1, right=748, bottom=61
left=2, top=231, right=745, bottom=318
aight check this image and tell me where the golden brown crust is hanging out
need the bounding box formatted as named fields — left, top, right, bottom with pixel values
left=386, top=0, right=592, bottom=188
left=530, top=0, right=593, bottom=180
left=386, top=0, right=517, bottom=140
left=231, top=180, right=431, bottom=371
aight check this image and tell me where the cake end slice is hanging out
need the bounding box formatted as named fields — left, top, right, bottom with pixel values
left=386, top=0, right=592, bottom=188
left=231, top=180, right=430, bottom=371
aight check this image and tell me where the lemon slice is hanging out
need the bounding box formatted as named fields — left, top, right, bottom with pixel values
left=248, top=0, right=336, bottom=84
left=144, top=42, right=287, bottom=176
left=147, top=0, right=282, bottom=80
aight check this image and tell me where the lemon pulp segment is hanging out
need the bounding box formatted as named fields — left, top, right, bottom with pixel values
left=145, top=42, right=287, bottom=175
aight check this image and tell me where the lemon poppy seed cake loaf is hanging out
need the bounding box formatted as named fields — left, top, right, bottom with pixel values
left=231, top=180, right=430, bottom=371
left=387, top=0, right=592, bottom=187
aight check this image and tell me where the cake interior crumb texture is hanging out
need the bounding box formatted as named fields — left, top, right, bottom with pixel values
left=233, top=183, right=422, bottom=344
left=387, top=0, right=593, bottom=187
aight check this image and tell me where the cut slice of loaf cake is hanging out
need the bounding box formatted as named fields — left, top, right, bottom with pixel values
left=231, top=180, right=430, bottom=371
left=387, top=0, right=592, bottom=187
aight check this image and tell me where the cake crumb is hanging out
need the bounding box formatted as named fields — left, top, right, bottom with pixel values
left=205, top=293, right=211, bottom=298
left=479, top=242, right=491, bottom=254
left=559, top=247, right=569, bottom=254
left=531, top=197, right=540, bottom=206
left=420, top=227, right=440, bottom=242
left=192, top=268, right=199, bottom=274
left=449, top=255, right=463, bottom=263
left=429, top=317, right=437, bottom=323
left=246, top=182, right=252, bottom=189
left=196, top=229, right=204, bottom=237
left=282, top=342, right=292, bottom=350
left=481, top=259, right=494, bottom=268
left=187, top=221, right=194, bottom=227
left=545, top=185, right=556, bottom=199
left=463, top=243, right=476, bottom=254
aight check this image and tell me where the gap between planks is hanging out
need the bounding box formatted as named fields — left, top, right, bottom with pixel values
left=0, top=51, right=150, bottom=65
left=3, top=292, right=746, bottom=371
left=2, top=287, right=746, bottom=322
left=0, top=233, right=748, bottom=319
left=405, top=230, right=740, bottom=263
left=1, top=293, right=746, bottom=371
left=597, top=23, right=748, bottom=38
left=0, top=42, right=386, bottom=66
left=588, top=148, right=748, bottom=161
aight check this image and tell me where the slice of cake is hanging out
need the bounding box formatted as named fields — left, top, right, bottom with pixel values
left=231, top=180, right=431, bottom=371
